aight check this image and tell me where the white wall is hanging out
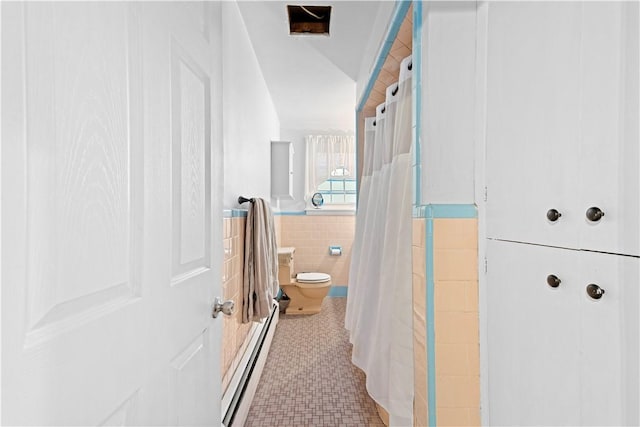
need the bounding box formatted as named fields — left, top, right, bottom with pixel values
left=421, top=2, right=477, bottom=204
left=222, top=1, right=280, bottom=209
left=279, top=128, right=354, bottom=212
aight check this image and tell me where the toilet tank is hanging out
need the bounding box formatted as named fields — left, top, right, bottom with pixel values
left=277, top=247, right=295, bottom=285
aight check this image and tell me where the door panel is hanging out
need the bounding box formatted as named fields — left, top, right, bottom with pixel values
left=578, top=251, right=633, bottom=426
left=486, top=2, right=582, bottom=248
left=487, top=240, right=581, bottom=425
left=487, top=240, right=630, bottom=425
left=171, top=41, right=211, bottom=279
left=1, top=2, right=223, bottom=425
left=578, top=2, right=639, bottom=257
left=22, top=0, right=142, bottom=349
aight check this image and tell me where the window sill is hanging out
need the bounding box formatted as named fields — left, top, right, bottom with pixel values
left=305, top=207, right=355, bottom=216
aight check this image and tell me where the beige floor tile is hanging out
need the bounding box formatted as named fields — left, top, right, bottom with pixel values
left=244, top=298, right=384, bottom=427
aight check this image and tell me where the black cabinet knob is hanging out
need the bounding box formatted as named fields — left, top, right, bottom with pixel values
left=586, top=283, right=605, bottom=300
left=547, top=274, right=561, bottom=288
left=546, top=209, right=562, bottom=222
left=586, top=206, right=605, bottom=222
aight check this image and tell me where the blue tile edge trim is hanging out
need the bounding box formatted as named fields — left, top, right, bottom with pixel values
left=425, top=218, right=436, bottom=427
left=232, top=209, right=248, bottom=218
left=413, top=204, right=478, bottom=219
left=274, top=211, right=307, bottom=216
left=328, top=286, right=348, bottom=297
left=413, top=0, right=423, bottom=208
left=356, top=1, right=412, bottom=112
left=223, top=209, right=248, bottom=218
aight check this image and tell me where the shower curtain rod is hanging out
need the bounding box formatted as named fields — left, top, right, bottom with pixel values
left=238, top=196, right=255, bottom=204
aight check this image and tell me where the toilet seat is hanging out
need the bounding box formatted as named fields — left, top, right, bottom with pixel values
left=296, top=272, right=331, bottom=283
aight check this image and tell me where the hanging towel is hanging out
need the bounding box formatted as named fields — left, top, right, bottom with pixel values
left=243, top=198, right=279, bottom=323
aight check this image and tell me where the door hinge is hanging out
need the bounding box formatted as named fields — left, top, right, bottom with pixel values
left=484, top=257, right=488, bottom=273
left=484, top=186, right=488, bottom=202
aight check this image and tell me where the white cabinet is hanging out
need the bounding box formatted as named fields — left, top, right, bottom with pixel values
left=484, top=2, right=639, bottom=425
left=486, top=2, right=639, bottom=256
left=487, top=240, right=635, bottom=426
left=271, top=140, right=294, bottom=200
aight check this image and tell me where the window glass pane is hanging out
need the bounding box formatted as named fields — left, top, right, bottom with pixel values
left=317, top=180, right=331, bottom=191
left=345, top=180, right=356, bottom=191
left=346, top=194, right=357, bottom=204
left=332, top=180, right=344, bottom=191
left=331, top=194, right=345, bottom=203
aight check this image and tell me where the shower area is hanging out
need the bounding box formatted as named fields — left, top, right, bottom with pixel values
left=345, top=4, right=416, bottom=426
left=347, top=3, right=482, bottom=426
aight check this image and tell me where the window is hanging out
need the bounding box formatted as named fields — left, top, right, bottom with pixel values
left=305, top=135, right=356, bottom=207
left=317, top=172, right=357, bottom=204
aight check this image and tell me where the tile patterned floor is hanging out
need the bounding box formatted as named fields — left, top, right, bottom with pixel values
left=244, top=297, right=384, bottom=427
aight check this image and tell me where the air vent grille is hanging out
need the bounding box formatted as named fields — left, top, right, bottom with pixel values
left=287, top=5, right=332, bottom=36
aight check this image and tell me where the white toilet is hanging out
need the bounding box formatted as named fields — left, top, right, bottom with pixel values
left=278, top=247, right=332, bottom=314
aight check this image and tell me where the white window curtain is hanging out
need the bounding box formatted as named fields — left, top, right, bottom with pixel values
left=346, top=55, right=413, bottom=426
left=304, top=134, right=355, bottom=202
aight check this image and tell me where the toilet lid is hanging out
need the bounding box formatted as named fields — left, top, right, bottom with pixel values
left=296, top=272, right=331, bottom=283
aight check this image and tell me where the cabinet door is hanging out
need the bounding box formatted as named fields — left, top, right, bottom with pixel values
left=578, top=251, right=637, bottom=426
left=487, top=240, right=581, bottom=425
left=487, top=240, right=632, bottom=425
left=271, top=141, right=294, bottom=200
left=485, top=2, right=582, bottom=248
left=578, top=2, right=639, bottom=257
left=486, top=2, right=639, bottom=256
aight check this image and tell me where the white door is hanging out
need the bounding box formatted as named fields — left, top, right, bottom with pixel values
left=1, top=2, right=224, bottom=425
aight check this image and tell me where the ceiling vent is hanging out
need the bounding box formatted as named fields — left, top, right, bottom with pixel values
left=287, top=5, right=332, bottom=36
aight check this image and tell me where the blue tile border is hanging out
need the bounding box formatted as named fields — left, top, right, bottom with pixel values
left=413, top=204, right=478, bottom=219
left=274, top=211, right=307, bottom=216
left=413, top=0, right=423, bottom=208
left=328, top=286, right=348, bottom=297
left=425, top=217, right=436, bottom=427
left=223, top=209, right=248, bottom=218
left=232, top=209, right=248, bottom=218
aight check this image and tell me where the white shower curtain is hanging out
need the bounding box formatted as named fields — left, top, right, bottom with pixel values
left=346, top=55, right=413, bottom=426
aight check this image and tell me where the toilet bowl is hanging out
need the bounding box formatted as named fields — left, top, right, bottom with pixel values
left=278, top=247, right=331, bottom=315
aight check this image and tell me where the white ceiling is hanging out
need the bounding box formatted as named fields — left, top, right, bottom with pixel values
left=236, top=1, right=389, bottom=131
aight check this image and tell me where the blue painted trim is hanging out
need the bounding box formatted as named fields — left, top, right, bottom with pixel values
left=413, top=0, right=423, bottom=207
left=328, top=286, right=348, bottom=297
left=356, top=1, right=412, bottom=112
left=274, top=211, right=307, bottom=216
left=232, top=209, right=248, bottom=218
left=426, top=204, right=477, bottom=219
left=425, top=218, right=437, bottom=427
left=413, top=204, right=478, bottom=219
left=224, top=209, right=249, bottom=218
left=355, top=113, right=360, bottom=210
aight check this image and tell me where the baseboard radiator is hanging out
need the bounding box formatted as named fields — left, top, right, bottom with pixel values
left=222, top=301, right=279, bottom=426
